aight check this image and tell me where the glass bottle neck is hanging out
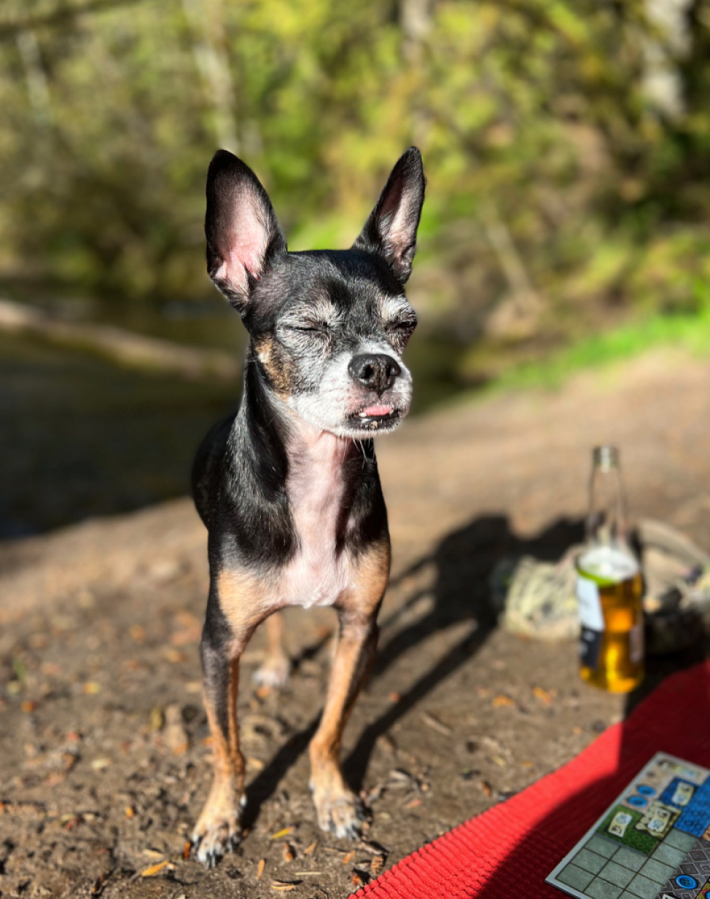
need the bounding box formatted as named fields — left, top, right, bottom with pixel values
left=586, top=464, right=629, bottom=549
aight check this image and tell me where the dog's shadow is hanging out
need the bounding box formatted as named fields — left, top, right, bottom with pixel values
left=242, top=513, right=584, bottom=825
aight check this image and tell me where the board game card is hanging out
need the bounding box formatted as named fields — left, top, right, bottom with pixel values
left=548, top=753, right=710, bottom=899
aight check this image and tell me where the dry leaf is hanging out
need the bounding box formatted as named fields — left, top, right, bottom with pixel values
left=492, top=695, right=514, bottom=708
left=282, top=843, right=295, bottom=862
left=341, top=849, right=356, bottom=865
left=140, top=860, right=168, bottom=877
left=256, top=858, right=266, bottom=880
left=533, top=686, right=553, bottom=705
left=371, top=855, right=385, bottom=875
left=304, top=840, right=318, bottom=855
left=270, top=826, right=293, bottom=840
left=270, top=881, right=300, bottom=891
left=480, top=780, right=492, bottom=797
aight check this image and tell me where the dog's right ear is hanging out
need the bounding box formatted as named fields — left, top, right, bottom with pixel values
left=205, top=150, right=287, bottom=315
left=353, top=147, right=425, bottom=285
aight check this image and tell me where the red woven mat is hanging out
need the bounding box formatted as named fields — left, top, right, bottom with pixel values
left=358, top=661, right=710, bottom=899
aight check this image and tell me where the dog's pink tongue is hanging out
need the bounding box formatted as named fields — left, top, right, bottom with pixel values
left=363, top=404, right=393, bottom=417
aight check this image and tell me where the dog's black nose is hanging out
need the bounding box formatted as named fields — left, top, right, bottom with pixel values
left=348, top=353, right=401, bottom=395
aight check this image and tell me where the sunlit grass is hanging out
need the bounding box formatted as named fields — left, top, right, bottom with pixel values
left=491, top=306, right=710, bottom=393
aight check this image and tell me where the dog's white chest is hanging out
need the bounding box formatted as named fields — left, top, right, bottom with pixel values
left=280, top=432, right=354, bottom=609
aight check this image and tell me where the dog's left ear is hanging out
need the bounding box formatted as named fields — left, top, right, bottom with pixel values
left=353, top=147, right=426, bottom=285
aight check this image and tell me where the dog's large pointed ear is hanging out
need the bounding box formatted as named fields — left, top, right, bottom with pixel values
left=205, top=150, right=287, bottom=315
left=352, top=147, right=425, bottom=285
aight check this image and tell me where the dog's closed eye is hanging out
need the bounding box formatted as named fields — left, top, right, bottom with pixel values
left=284, top=322, right=330, bottom=334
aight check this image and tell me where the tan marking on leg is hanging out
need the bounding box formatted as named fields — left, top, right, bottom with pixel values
left=308, top=538, right=390, bottom=838
left=193, top=655, right=244, bottom=865
left=194, top=568, right=279, bottom=865
left=350, top=539, right=391, bottom=614
left=217, top=567, right=274, bottom=635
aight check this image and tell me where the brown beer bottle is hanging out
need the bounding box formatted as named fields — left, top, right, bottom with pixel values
left=577, top=446, right=644, bottom=692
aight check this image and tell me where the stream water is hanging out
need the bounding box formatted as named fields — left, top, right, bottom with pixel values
left=0, top=296, right=466, bottom=538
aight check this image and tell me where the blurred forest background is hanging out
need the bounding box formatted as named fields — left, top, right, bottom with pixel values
left=3, top=0, right=710, bottom=536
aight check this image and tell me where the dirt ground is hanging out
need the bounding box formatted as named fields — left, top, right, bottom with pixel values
left=3, top=347, right=710, bottom=899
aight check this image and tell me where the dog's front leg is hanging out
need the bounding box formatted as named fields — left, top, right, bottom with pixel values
left=192, top=630, right=244, bottom=866
left=309, top=541, right=388, bottom=839
left=192, top=574, right=266, bottom=867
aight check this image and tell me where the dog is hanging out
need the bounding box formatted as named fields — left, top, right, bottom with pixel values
left=190, top=147, right=425, bottom=867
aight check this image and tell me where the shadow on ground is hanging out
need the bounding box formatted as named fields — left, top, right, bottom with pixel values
left=245, top=513, right=589, bottom=824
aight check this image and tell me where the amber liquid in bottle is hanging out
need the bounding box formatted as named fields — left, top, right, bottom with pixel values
left=577, top=547, right=644, bottom=692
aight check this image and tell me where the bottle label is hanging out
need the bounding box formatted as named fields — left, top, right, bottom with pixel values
left=580, top=626, right=603, bottom=668
left=577, top=574, right=604, bottom=630
left=577, top=574, right=604, bottom=668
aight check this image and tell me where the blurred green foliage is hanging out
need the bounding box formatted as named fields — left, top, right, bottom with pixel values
left=2, top=0, right=710, bottom=369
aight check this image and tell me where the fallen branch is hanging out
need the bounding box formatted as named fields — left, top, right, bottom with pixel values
left=0, top=297, right=240, bottom=383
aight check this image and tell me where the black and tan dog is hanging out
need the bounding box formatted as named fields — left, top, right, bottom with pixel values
left=190, top=147, right=425, bottom=866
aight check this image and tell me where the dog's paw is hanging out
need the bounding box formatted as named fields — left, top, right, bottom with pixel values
left=252, top=653, right=291, bottom=688
left=313, top=788, right=365, bottom=840
left=191, top=796, right=244, bottom=868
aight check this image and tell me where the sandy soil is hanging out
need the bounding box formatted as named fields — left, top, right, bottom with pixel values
left=2, top=348, right=710, bottom=899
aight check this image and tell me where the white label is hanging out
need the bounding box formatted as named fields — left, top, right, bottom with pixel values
left=672, top=782, right=694, bottom=806
left=609, top=810, right=632, bottom=836
left=577, top=575, right=604, bottom=631
left=645, top=805, right=671, bottom=834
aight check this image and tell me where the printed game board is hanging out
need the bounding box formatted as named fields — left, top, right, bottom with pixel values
left=547, top=753, right=710, bottom=899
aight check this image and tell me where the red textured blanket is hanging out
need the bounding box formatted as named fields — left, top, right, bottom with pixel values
left=358, top=661, right=710, bottom=899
